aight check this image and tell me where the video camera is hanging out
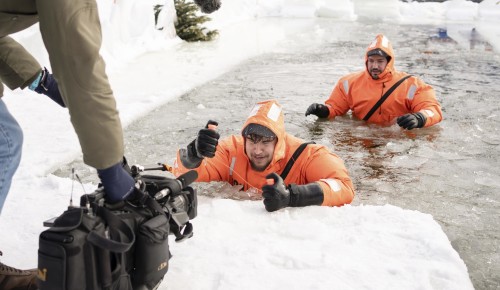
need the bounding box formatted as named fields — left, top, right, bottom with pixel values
left=79, top=162, right=198, bottom=243
left=129, top=163, right=198, bottom=242
left=39, top=161, right=199, bottom=290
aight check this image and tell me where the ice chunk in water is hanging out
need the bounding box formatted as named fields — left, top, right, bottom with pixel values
left=196, top=181, right=261, bottom=200
left=474, top=175, right=500, bottom=188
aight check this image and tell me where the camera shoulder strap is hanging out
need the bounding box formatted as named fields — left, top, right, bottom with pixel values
left=87, top=206, right=135, bottom=252
left=280, top=141, right=316, bottom=181
left=363, top=75, right=412, bottom=121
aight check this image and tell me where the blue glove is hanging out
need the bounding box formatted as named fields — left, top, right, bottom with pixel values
left=97, top=160, right=136, bottom=203
left=32, top=67, right=66, bottom=107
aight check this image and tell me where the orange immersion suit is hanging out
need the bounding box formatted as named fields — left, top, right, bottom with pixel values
left=174, top=100, right=355, bottom=207
left=324, top=34, right=443, bottom=126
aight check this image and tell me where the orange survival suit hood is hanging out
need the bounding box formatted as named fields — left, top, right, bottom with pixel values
left=365, top=34, right=396, bottom=80
left=241, top=99, right=286, bottom=163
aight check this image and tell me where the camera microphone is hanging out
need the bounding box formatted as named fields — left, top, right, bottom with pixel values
left=154, top=170, right=198, bottom=200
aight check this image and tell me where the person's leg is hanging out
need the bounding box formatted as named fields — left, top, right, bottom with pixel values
left=36, top=0, right=137, bottom=202
left=0, top=98, right=23, bottom=214
left=36, top=0, right=124, bottom=169
left=0, top=92, right=35, bottom=290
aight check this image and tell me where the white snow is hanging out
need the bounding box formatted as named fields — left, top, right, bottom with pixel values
left=3, top=0, right=498, bottom=289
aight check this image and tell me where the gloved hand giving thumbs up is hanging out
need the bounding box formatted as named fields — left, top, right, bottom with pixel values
left=180, top=120, right=220, bottom=169
left=195, top=120, right=219, bottom=158
left=262, top=173, right=325, bottom=212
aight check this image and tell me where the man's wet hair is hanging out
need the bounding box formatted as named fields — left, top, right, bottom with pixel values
left=242, top=123, right=276, bottom=139
left=367, top=48, right=391, bottom=62
left=245, top=133, right=277, bottom=144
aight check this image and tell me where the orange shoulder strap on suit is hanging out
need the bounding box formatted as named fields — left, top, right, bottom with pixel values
left=363, top=75, right=412, bottom=121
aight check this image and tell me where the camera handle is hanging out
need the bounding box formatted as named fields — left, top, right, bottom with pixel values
left=130, top=162, right=173, bottom=176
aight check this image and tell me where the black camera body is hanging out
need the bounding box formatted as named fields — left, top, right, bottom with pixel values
left=39, top=165, right=198, bottom=290
left=79, top=167, right=198, bottom=242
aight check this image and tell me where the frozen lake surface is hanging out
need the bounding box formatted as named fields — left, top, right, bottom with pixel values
left=56, top=19, right=500, bottom=289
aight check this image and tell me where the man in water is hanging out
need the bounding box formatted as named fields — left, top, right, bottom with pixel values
left=173, top=99, right=355, bottom=212
left=305, top=34, right=442, bottom=130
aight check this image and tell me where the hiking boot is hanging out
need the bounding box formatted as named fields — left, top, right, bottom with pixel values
left=0, top=251, right=38, bottom=290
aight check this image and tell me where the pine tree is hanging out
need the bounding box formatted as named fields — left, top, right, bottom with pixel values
left=154, top=0, right=218, bottom=42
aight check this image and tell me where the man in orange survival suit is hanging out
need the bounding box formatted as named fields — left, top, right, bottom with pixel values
left=173, top=99, right=355, bottom=212
left=305, top=34, right=442, bottom=130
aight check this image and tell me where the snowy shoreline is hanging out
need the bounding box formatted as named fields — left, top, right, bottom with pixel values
left=1, top=1, right=499, bottom=288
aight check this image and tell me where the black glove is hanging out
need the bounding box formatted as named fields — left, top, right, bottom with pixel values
left=195, top=120, right=220, bottom=158
left=397, top=112, right=426, bottom=130
left=194, top=0, right=221, bottom=13
left=97, top=158, right=137, bottom=203
left=262, top=173, right=325, bottom=212
left=33, top=67, right=66, bottom=107
left=305, top=103, right=329, bottom=118
left=180, top=120, right=220, bottom=169
left=262, top=173, right=290, bottom=212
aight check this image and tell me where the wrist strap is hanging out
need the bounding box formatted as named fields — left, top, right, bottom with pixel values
left=28, top=71, right=43, bottom=91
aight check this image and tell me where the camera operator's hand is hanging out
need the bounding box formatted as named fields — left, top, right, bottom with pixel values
left=262, top=173, right=290, bottom=212
left=97, top=158, right=137, bottom=203
left=31, top=67, right=66, bottom=107
left=180, top=120, right=220, bottom=169
left=397, top=112, right=426, bottom=130
left=305, top=103, right=329, bottom=118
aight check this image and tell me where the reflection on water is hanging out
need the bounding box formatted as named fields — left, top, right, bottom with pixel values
left=426, top=26, right=495, bottom=53
left=55, top=19, right=500, bottom=289
left=307, top=117, right=443, bottom=184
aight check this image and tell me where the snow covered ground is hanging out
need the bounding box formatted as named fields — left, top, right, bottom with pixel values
left=2, top=0, right=499, bottom=289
